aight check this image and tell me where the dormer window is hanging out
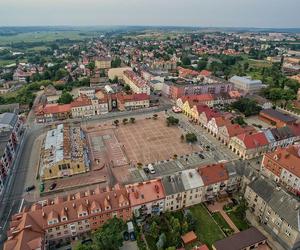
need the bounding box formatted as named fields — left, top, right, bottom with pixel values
left=48, top=219, right=59, bottom=225
left=79, top=211, right=88, bottom=217
left=61, top=216, right=68, bottom=221
left=92, top=208, right=101, bottom=214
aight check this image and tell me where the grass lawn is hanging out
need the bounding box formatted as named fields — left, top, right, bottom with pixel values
left=211, top=212, right=234, bottom=236
left=226, top=210, right=250, bottom=231
left=189, top=204, right=225, bottom=248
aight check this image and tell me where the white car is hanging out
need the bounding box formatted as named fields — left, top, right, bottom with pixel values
left=148, top=164, right=156, bottom=174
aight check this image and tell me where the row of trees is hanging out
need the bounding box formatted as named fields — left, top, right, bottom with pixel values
left=145, top=211, right=197, bottom=249
left=113, top=117, right=136, bottom=126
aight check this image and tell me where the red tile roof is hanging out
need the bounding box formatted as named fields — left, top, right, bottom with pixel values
left=181, top=231, right=197, bottom=244
left=265, top=145, right=300, bottom=178
left=198, top=163, right=229, bottom=185
left=42, top=104, right=71, bottom=114
left=199, top=70, right=212, bottom=77
left=237, top=132, right=269, bottom=149
left=126, top=180, right=165, bottom=207
left=71, top=95, right=92, bottom=108
left=181, top=94, right=214, bottom=106
left=117, top=93, right=149, bottom=103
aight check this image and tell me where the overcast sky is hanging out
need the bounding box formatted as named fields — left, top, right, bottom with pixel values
left=0, top=0, right=299, bottom=28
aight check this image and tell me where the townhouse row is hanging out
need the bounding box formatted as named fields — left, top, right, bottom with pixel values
left=4, top=163, right=239, bottom=250
left=0, top=113, right=24, bottom=196
left=179, top=100, right=300, bottom=159
left=35, top=92, right=150, bottom=123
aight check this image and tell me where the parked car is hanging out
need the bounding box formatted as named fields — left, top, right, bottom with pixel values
left=123, top=231, right=129, bottom=241
left=147, top=164, right=156, bottom=174
left=49, top=182, right=57, bottom=190
left=129, top=232, right=136, bottom=241
left=198, top=154, right=205, bottom=159
left=143, top=167, right=150, bottom=174
left=25, top=185, right=35, bottom=192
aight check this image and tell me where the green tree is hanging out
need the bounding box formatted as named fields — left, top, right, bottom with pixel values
left=111, top=57, right=122, bottom=68
left=150, top=221, right=159, bottom=240
left=58, top=91, right=73, bottom=104
left=87, top=61, right=95, bottom=71
left=113, top=120, right=119, bottom=126
left=166, top=116, right=179, bottom=126
left=153, top=114, right=158, bottom=120
left=130, top=117, right=135, bottom=123
left=181, top=56, right=191, bottom=66
left=181, top=221, right=189, bottom=234
left=185, top=133, right=197, bottom=143
left=232, top=116, right=247, bottom=126
left=122, top=118, right=128, bottom=125
left=93, top=217, right=126, bottom=250
left=124, top=84, right=131, bottom=93
left=231, top=98, right=262, bottom=117
left=268, top=88, right=283, bottom=105
left=74, top=243, right=94, bottom=250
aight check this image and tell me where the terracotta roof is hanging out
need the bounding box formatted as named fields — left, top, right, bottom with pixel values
left=195, top=104, right=210, bottom=114
left=42, top=104, right=71, bottom=114
left=214, top=116, right=231, bottom=127
left=265, top=145, right=300, bottom=178
left=198, top=163, right=229, bottom=185
left=199, top=70, right=212, bottom=76
left=123, top=70, right=148, bottom=88
left=71, top=94, right=92, bottom=108
left=236, top=132, right=269, bottom=149
left=126, top=180, right=165, bottom=207
left=203, top=108, right=221, bottom=121
left=177, top=66, right=200, bottom=77
left=5, top=185, right=130, bottom=250
left=117, top=93, right=149, bottom=103
left=224, top=123, right=252, bottom=137
left=4, top=213, right=44, bottom=250
left=181, top=94, right=214, bottom=106
left=181, top=231, right=197, bottom=244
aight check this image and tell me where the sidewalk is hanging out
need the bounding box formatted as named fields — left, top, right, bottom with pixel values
left=207, top=200, right=240, bottom=233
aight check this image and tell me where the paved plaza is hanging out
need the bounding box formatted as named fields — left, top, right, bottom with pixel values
left=115, top=117, right=201, bottom=165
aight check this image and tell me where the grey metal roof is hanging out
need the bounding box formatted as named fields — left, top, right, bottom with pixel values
left=161, top=173, right=185, bottom=196
left=248, top=177, right=275, bottom=202
left=249, top=177, right=300, bottom=230
left=0, top=112, right=18, bottom=128
left=260, top=109, right=297, bottom=123
left=268, top=189, right=300, bottom=230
